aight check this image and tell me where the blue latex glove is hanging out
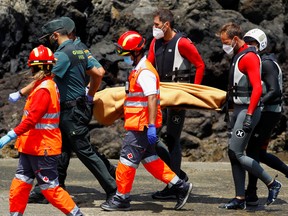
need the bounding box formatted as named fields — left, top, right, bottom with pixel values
left=9, top=91, right=21, bottom=103
left=147, top=124, right=157, bottom=145
left=0, top=130, right=17, bottom=149
left=86, top=94, right=94, bottom=105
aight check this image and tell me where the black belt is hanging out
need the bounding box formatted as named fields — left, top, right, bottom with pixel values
left=60, top=96, right=86, bottom=110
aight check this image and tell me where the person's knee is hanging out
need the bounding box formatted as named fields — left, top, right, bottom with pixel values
left=258, top=149, right=268, bottom=162
left=246, top=145, right=256, bottom=157
left=228, top=149, right=238, bottom=164
left=164, top=134, right=177, bottom=152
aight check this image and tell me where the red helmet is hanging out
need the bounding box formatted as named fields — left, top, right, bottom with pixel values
left=115, top=31, right=145, bottom=56
left=28, top=45, right=55, bottom=67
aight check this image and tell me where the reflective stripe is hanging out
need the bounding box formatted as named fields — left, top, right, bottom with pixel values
left=120, top=157, right=139, bottom=169
left=42, top=113, right=60, bottom=119
left=124, top=101, right=148, bottom=107
left=39, top=178, right=59, bottom=190
left=168, top=175, right=180, bottom=188
left=127, top=89, right=160, bottom=98
left=127, top=92, right=145, bottom=97
left=10, top=212, right=23, bottom=216
left=116, top=191, right=131, bottom=199
left=67, top=205, right=82, bottom=216
left=23, top=110, right=29, bottom=116
left=141, top=155, right=159, bottom=164
left=124, top=99, right=161, bottom=107
left=23, top=110, right=60, bottom=119
left=35, top=123, right=59, bottom=129
left=15, top=174, right=34, bottom=184
left=23, top=109, right=60, bottom=129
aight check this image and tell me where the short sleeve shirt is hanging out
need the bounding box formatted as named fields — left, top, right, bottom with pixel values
left=52, top=39, right=91, bottom=102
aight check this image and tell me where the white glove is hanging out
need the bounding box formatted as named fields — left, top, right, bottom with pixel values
left=9, top=91, right=21, bottom=103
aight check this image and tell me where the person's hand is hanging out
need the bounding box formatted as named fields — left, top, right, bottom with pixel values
left=86, top=94, right=94, bottom=105
left=9, top=91, right=21, bottom=103
left=242, top=114, right=252, bottom=133
left=0, top=130, right=17, bottom=149
left=147, top=124, right=157, bottom=145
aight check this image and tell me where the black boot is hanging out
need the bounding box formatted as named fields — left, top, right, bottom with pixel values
left=152, top=185, right=177, bottom=200
left=106, top=188, right=117, bottom=201
left=151, top=170, right=188, bottom=200
left=266, top=180, right=282, bottom=205
left=171, top=179, right=193, bottom=210
left=100, top=195, right=131, bottom=211
left=219, top=198, right=246, bottom=210
left=245, top=188, right=259, bottom=206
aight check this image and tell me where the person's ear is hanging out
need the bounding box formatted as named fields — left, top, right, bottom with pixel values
left=52, top=32, right=60, bottom=40
left=165, top=22, right=170, bottom=29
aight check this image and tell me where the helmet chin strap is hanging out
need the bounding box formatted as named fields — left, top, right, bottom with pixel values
left=131, top=51, right=143, bottom=66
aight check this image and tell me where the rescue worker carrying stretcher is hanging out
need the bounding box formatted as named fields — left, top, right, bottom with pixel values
left=147, top=8, right=205, bottom=199
left=100, top=31, right=193, bottom=211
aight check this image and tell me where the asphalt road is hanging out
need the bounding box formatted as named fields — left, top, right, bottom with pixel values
left=1, top=158, right=288, bottom=216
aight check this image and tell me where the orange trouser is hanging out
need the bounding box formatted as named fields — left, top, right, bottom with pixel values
left=116, top=161, right=136, bottom=194
left=143, top=157, right=176, bottom=184
left=41, top=185, right=77, bottom=215
left=9, top=178, right=33, bottom=214
left=10, top=178, right=77, bottom=215
left=116, top=158, right=176, bottom=195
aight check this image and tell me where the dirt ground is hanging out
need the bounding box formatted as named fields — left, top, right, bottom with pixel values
left=1, top=158, right=288, bottom=216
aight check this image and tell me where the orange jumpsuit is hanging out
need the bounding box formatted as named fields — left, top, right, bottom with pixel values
left=10, top=77, right=82, bottom=215
left=116, top=58, right=180, bottom=198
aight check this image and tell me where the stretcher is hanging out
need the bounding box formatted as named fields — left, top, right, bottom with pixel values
left=93, top=82, right=227, bottom=126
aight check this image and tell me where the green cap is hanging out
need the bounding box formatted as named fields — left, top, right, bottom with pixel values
left=59, top=16, right=75, bottom=34
left=39, top=19, right=65, bottom=39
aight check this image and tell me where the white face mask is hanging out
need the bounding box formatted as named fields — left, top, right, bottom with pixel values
left=123, top=56, right=134, bottom=66
left=153, top=26, right=165, bottom=39
left=222, top=39, right=236, bottom=56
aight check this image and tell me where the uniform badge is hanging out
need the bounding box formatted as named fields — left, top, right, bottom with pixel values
left=127, top=153, right=133, bottom=159
left=42, top=176, right=49, bottom=183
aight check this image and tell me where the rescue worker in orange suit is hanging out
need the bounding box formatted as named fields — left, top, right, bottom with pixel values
left=100, top=31, right=193, bottom=211
left=0, top=45, right=83, bottom=215
left=147, top=8, right=205, bottom=199
left=7, top=18, right=117, bottom=203
left=21, top=16, right=116, bottom=205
